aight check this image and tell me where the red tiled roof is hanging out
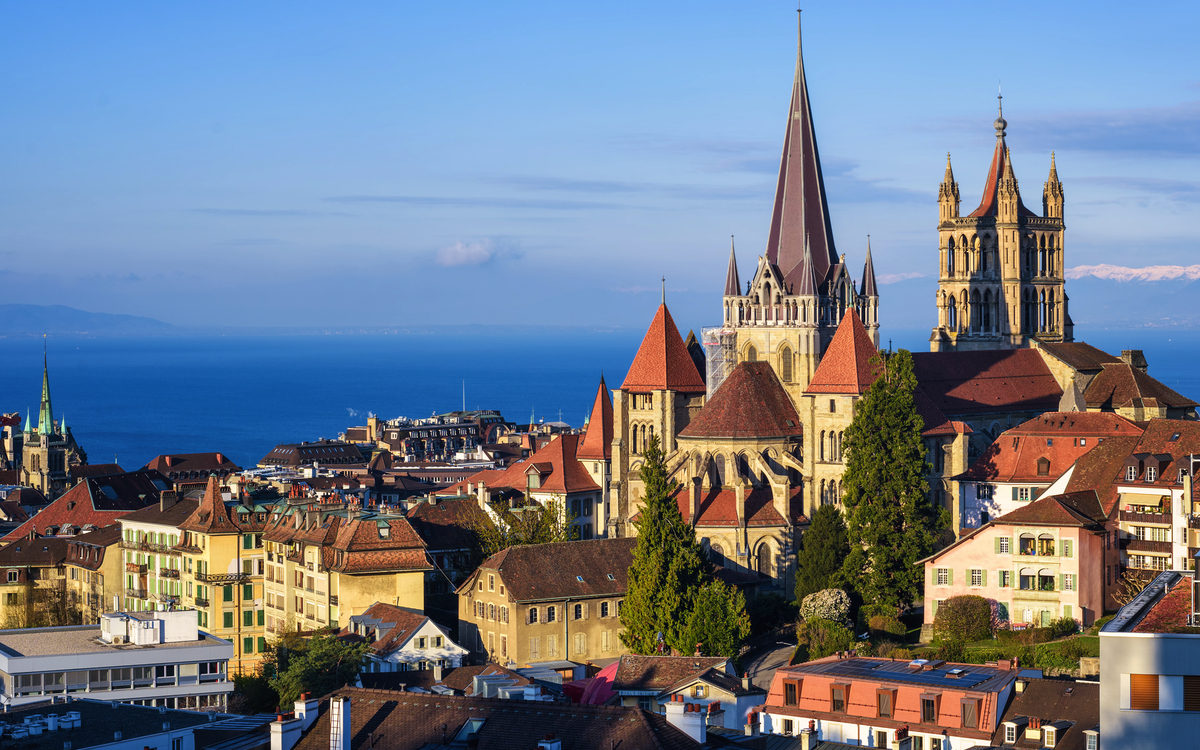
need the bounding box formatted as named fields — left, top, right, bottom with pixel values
left=957, top=412, right=1143, bottom=482
left=910, top=349, right=1062, bottom=417
left=1037, top=341, right=1120, bottom=371
left=338, top=602, right=430, bottom=657
left=470, top=538, right=637, bottom=602
left=680, top=362, right=801, bottom=439
left=577, top=376, right=614, bottom=461
left=69, top=463, right=125, bottom=481
left=1063, top=434, right=1143, bottom=517
left=612, top=655, right=730, bottom=692
left=437, top=435, right=599, bottom=497
left=996, top=490, right=1107, bottom=527
left=967, top=139, right=1036, bottom=218
left=1084, top=362, right=1198, bottom=410
left=805, top=309, right=879, bottom=394
left=406, top=497, right=479, bottom=553
left=178, top=476, right=239, bottom=534
left=2, top=471, right=166, bottom=541
left=671, top=485, right=805, bottom=528
left=620, top=304, right=706, bottom=394
left=145, top=452, right=241, bottom=476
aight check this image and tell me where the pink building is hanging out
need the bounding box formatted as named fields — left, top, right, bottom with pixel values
left=762, top=654, right=1018, bottom=747
left=920, top=490, right=1108, bottom=629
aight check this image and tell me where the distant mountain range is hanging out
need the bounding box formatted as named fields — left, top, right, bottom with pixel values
left=0, top=305, right=173, bottom=337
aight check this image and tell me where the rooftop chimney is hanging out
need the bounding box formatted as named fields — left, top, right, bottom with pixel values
left=742, top=672, right=751, bottom=691
left=270, top=713, right=302, bottom=750
left=537, top=734, right=562, bottom=750
left=1121, top=350, right=1149, bottom=374
left=329, top=697, right=351, bottom=750
left=800, top=728, right=816, bottom=750
left=665, top=695, right=706, bottom=743
left=433, top=662, right=443, bottom=683
left=294, top=693, right=319, bottom=732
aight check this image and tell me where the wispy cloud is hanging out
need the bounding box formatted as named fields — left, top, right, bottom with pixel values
left=939, top=101, right=1200, bottom=156
left=1067, top=264, right=1200, bottom=282
left=189, top=208, right=352, bottom=217
left=877, top=272, right=926, bottom=284
left=822, top=158, right=930, bottom=204
left=434, top=238, right=520, bottom=268
left=495, top=175, right=767, bottom=203
left=327, top=195, right=618, bottom=210
left=1078, top=176, right=1200, bottom=203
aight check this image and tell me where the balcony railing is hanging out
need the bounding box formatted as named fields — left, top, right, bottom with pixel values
left=160, top=568, right=180, bottom=579
left=1120, top=510, right=1172, bottom=524
left=194, top=572, right=247, bottom=584
left=125, top=563, right=147, bottom=574
left=125, top=588, right=147, bottom=599
left=1127, top=539, right=1172, bottom=554
left=120, top=540, right=180, bottom=554
left=329, top=595, right=338, bottom=606
left=195, top=597, right=210, bottom=607
left=1188, top=516, right=1200, bottom=530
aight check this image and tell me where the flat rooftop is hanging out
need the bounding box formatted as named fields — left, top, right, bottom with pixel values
left=0, top=625, right=228, bottom=658
left=2, top=698, right=226, bottom=750
left=781, top=656, right=1017, bottom=693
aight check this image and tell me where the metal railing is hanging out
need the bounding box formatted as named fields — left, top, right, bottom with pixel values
left=194, top=572, right=247, bottom=584
left=125, top=588, right=147, bottom=599
left=125, top=563, right=147, bottom=574
left=195, top=597, right=211, bottom=607
left=160, top=568, right=180, bottom=579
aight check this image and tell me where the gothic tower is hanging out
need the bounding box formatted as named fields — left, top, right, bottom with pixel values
left=715, top=12, right=879, bottom=404
left=930, top=101, right=1070, bottom=351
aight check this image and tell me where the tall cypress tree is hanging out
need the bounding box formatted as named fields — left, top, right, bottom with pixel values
left=794, top=503, right=849, bottom=604
left=620, top=434, right=707, bottom=654
left=840, top=350, right=946, bottom=609
left=681, top=579, right=752, bottom=659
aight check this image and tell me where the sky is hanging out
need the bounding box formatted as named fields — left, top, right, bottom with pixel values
left=2, top=1, right=1199, bottom=334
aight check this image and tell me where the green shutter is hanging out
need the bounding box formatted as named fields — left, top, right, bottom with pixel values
left=1058, top=574, right=1064, bottom=592
left=223, top=585, right=233, bottom=602
left=197, top=610, right=203, bottom=627
left=1063, top=604, right=1073, bottom=621
left=243, top=584, right=253, bottom=600
left=223, top=612, right=233, bottom=628
left=948, top=569, right=954, bottom=585
left=995, top=538, right=1001, bottom=554
left=1064, top=540, right=1073, bottom=558
left=257, top=609, right=265, bottom=626
left=982, top=570, right=988, bottom=587
left=244, top=637, right=253, bottom=654
left=258, top=637, right=266, bottom=652
left=1009, top=538, right=1015, bottom=554
left=1012, top=487, right=1019, bottom=501
left=931, top=599, right=939, bottom=618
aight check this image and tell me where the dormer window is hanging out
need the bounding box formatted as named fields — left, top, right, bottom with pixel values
left=1126, top=465, right=1137, bottom=482
left=1044, top=726, right=1056, bottom=748
left=1084, top=730, right=1098, bottom=750
left=1037, top=457, right=1051, bottom=477
left=1005, top=723, right=1018, bottom=743
left=1146, top=466, right=1157, bottom=482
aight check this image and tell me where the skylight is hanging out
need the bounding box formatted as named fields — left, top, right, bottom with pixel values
left=576, top=576, right=585, bottom=582
left=1171, top=432, right=1181, bottom=441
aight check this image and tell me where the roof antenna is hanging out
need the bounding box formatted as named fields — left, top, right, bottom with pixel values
left=661, top=276, right=666, bottom=305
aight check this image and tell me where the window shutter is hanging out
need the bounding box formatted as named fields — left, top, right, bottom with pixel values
left=1064, top=540, right=1073, bottom=558
left=1130, top=674, right=1159, bottom=710
left=994, top=538, right=1001, bottom=554
left=1059, top=574, right=1065, bottom=592
left=948, top=569, right=954, bottom=585
left=1063, top=604, right=1072, bottom=621
left=1012, top=487, right=1019, bottom=501
left=982, top=570, right=987, bottom=587
left=931, top=600, right=938, bottom=618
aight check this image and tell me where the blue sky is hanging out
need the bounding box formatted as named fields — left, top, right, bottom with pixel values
left=2, top=1, right=1198, bottom=334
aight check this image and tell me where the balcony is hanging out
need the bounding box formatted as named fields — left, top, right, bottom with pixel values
left=1188, top=516, right=1200, bottom=530
left=1127, top=539, right=1172, bottom=554
left=194, top=572, right=247, bottom=584
left=1120, top=509, right=1171, bottom=524
left=125, top=563, right=147, bottom=574
left=125, top=588, right=147, bottom=599
left=160, top=568, right=180, bottom=579
left=195, top=597, right=211, bottom=607
left=119, top=540, right=179, bottom=554
left=329, top=595, right=338, bottom=606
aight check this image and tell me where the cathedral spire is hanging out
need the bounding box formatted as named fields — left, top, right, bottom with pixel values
left=1043, top=151, right=1064, bottom=218
left=860, top=237, right=878, bottom=298
left=38, top=343, right=54, bottom=436
left=942, top=152, right=956, bottom=186
left=793, top=234, right=818, bottom=297
left=766, top=9, right=837, bottom=286
left=967, top=103, right=1032, bottom=218
left=723, top=236, right=741, bottom=296
left=23, top=409, right=32, bottom=436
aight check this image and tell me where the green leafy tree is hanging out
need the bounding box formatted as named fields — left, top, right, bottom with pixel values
left=795, top=618, right=855, bottom=662
left=620, top=434, right=707, bottom=654
left=466, top=497, right=578, bottom=559
left=840, top=350, right=947, bottom=609
left=681, top=579, right=752, bottom=659
left=933, top=595, right=995, bottom=644
left=268, top=632, right=369, bottom=705
left=794, top=504, right=850, bottom=603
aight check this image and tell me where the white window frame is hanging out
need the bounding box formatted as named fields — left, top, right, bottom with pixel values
left=999, top=537, right=1011, bottom=554
left=937, top=568, right=949, bottom=586
left=971, top=569, right=983, bottom=587
left=1005, top=724, right=1017, bottom=743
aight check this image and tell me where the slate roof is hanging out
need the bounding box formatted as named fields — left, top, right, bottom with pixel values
left=69, top=463, right=125, bottom=482
left=118, top=497, right=200, bottom=527
left=621, top=304, right=706, bottom=394
left=0, top=536, right=69, bottom=567
left=680, top=362, right=802, bottom=439
left=1036, top=342, right=1120, bottom=372
left=612, top=655, right=730, bottom=692
left=577, top=376, right=614, bottom=460
left=1084, top=362, right=1198, bottom=411
left=989, top=679, right=1098, bottom=750
left=144, top=452, right=241, bottom=478
left=469, top=538, right=637, bottom=602
left=910, top=349, right=1062, bottom=417
left=292, top=687, right=697, bottom=750
left=2, top=470, right=169, bottom=541
left=65, top=526, right=121, bottom=571
left=805, top=310, right=879, bottom=395
left=956, top=412, right=1143, bottom=483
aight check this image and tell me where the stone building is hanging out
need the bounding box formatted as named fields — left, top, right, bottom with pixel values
left=457, top=538, right=634, bottom=667
left=930, top=100, right=1069, bottom=351
left=20, top=354, right=87, bottom=499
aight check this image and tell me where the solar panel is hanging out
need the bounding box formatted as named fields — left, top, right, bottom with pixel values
left=820, top=660, right=993, bottom=689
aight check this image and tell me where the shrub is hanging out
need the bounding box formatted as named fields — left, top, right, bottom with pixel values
left=872, top=639, right=912, bottom=660
left=857, top=602, right=897, bottom=630
left=796, top=617, right=855, bottom=661
left=935, top=639, right=966, bottom=663
left=1048, top=616, right=1079, bottom=639
left=800, top=589, right=851, bottom=625
left=868, top=614, right=907, bottom=639
left=933, top=596, right=994, bottom=644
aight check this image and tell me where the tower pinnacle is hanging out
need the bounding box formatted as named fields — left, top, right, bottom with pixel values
left=37, top=343, right=54, bottom=436
left=723, top=236, right=741, bottom=296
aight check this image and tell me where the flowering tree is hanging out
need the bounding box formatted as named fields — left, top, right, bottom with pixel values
left=799, top=588, right=851, bottom=625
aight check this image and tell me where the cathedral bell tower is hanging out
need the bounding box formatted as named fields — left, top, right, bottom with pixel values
left=930, top=98, right=1070, bottom=352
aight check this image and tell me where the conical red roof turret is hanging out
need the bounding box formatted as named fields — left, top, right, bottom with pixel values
left=804, top=310, right=879, bottom=395
left=621, top=304, right=706, bottom=394
left=577, top=375, right=614, bottom=461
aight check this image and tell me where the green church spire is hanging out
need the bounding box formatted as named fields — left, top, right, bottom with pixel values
left=23, top=408, right=32, bottom=435
left=37, top=340, right=54, bottom=436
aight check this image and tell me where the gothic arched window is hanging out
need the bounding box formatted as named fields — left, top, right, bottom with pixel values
left=757, top=543, right=771, bottom=576
left=745, top=345, right=757, bottom=363
left=779, top=345, right=793, bottom=382
left=819, top=431, right=826, bottom=462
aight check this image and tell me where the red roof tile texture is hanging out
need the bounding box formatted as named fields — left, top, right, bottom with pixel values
left=996, top=490, right=1107, bottom=527
left=911, top=349, right=1062, bottom=417
left=1037, top=342, right=1120, bottom=371
left=471, top=538, right=637, bottom=602
left=1084, top=363, right=1198, bottom=410
left=805, top=310, right=879, bottom=395
left=338, top=602, right=430, bottom=657
left=437, top=435, right=599, bottom=497
left=671, top=485, right=805, bottom=528
left=577, top=376, right=614, bottom=460
left=612, top=654, right=730, bottom=691
left=957, top=412, right=1143, bottom=483
left=2, top=471, right=166, bottom=541
left=967, top=139, right=1035, bottom=218
left=680, top=362, right=802, bottom=439
left=621, top=304, right=706, bottom=394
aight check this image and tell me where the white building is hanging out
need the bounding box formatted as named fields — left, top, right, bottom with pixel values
left=0, top=610, right=233, bottom=710
left=343, top=602, right=467, bottom=672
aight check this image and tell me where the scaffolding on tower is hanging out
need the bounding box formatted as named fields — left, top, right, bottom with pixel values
left=701, top=327, right=737, bottom=400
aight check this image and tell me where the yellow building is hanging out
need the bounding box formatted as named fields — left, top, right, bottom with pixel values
left=65, top=525, right=123, bottom=623
left=261, top=500, right=429, bottom=639
left=0, top=536, right=70, bottom=628
left=457, top=538, right=634, bottom=666
left=118, top=496, right=198, bottom=614
left=176, top=476, right=270, bottom=675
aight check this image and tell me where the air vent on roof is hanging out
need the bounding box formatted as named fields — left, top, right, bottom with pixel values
left=947, top=668, right=965, bottom=678
left=607, top=574, right=615, bottom=580
left=909, top=659, right=929, bottom=669
left=576, top=576, right=584, bottom=582
left=1171, top=433, right=1181, bottom=442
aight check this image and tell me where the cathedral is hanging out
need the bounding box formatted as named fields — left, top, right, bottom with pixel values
left=20, top=350, right=87, bottom=499
left=929, top=100, right=1070, bottom=351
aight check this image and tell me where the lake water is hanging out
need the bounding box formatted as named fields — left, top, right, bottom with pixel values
left=1, top=326, right=1196, bottom=471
